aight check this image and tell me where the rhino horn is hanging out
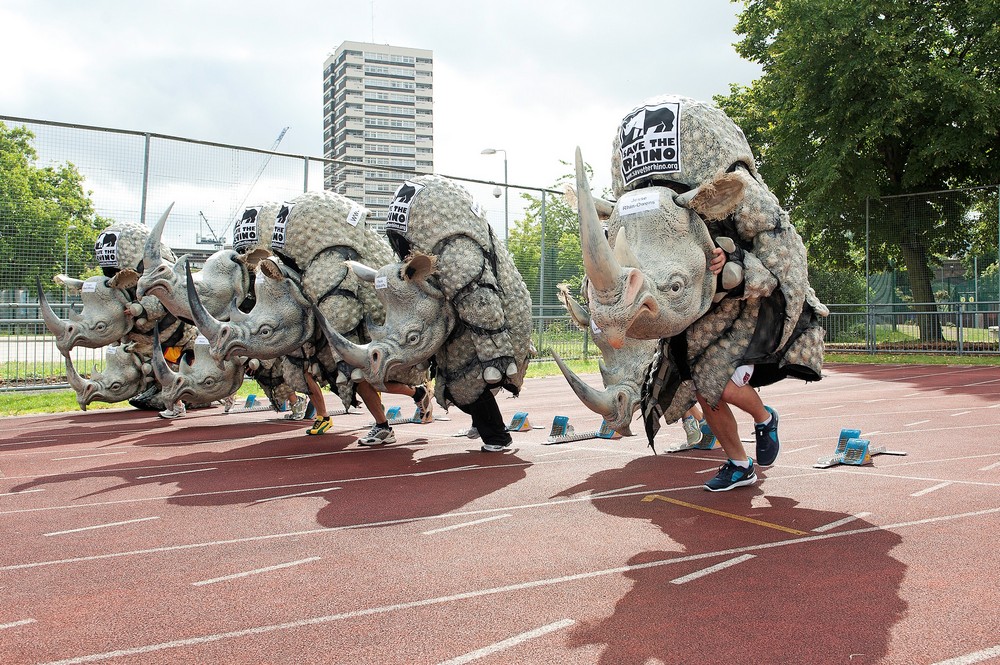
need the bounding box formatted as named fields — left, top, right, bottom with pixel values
left=552, top=351, right=617, bottom=418
left=150, top=326, right=177, bottom=385
left=312, top=305, right=370, bottom=371
left=144, top=203, right=175, bottom=268
left=54, top=274, right=85, bottom=291
left=612, top=228, right=643, bottom=269
left=64, top=353, right=94, bottom=410
left=37, top=277, right=69, bottom=347
left=576, top=147, right=622, bottom=293
left=345, top=260, right=379, bottom=283
left=186, top=261, right=223, bottom=340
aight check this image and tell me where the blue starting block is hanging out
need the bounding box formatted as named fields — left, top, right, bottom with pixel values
left=814, top=428, right=906, bottom=468
left=544, top=416, right=618, bottom=445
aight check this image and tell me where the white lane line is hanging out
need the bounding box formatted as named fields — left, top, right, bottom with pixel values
left=191, top=557, right=320, bottom=587
left=536, top=449, right=576, bottom=457
left=950, top=411, right=971, bottom=417
left=0, top=488, right=45, bottom=498
left=911, top=482, right=953, bottom=497
left=819, top=405, right=843, bottom=411
left=436, top=619, right=576, bottom=665
left=285, top=453, right=335, bottom=460
left=931, top=645, right=1000, bottom=665
left=979, top=460, right=1000, bottom=472
left=52, top=452, right=128, bottom=461
left=0, top=618, right=36, bottom=630
left=414, top=465, right=478, bottom=477
left=782, top=445, right=818, bottom=455
left=136, top=467, right=217, bottom=480
left=696, top=466, right=721, bottom=474
left=865, top=431, right=882, bottom=436
left=905, top=420, right=930, bottom=427
left=590, top=484, right=645, bottom=497
left=670, top=554, right=755, bottom=584
left=44, top=516, right=160, bottom=537
left=423, top=514, right=511, bottom=535
left=250, top=487, right=341, bottom=504
left=812, top=512, right=872, bottom=533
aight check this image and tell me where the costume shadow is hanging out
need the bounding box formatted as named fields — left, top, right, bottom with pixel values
left=555, top=457, right=907, bottom=664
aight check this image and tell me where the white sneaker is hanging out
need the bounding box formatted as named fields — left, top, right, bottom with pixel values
left=284, top=396, right=308, bottom=421
left=159, top=403, right=186, bottom=419
left=683, top=415, right=703, bottom=447
left=221, top=395, right=236, bottom=413
left=358, top=425, right=396, bottom=446
left=414, top=384, right=434, bottom=423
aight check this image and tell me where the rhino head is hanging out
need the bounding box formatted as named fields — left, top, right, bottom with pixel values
left=576, top=147, right=745, bottom=346
left=65, top=344, right=152, bottom=410
left=151, top=326, right=244, bottom=406
left=38, top=274, right=135, bottom=356
left=189, top=258, right=313, bottom=362
left=315, top=253, right=453, bottom=390
left=551, top=284, right=659, bottom=436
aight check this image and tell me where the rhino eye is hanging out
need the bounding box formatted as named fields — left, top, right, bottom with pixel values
left=94, top=322, right=107, bottom=332
left=203, top=377, right=216, bottom=387
left=257, top=324, right=273, bottom=337
left=659, top=277, right=685, bottom=294
left=110, top=382, right=122, bottom=391
left=406, top=331, right=420, bottom=345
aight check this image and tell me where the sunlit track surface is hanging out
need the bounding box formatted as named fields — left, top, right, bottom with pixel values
left=1, top=364, right=998, bottom=664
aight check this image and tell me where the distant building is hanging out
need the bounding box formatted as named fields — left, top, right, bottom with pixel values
left=322, top=41, right=434, bottom=233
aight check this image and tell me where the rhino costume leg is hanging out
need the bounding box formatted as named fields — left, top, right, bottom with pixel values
left=450, top=387, right=512, bottom=449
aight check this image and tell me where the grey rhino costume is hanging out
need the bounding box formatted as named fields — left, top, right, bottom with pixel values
left=579, top=94, right=826, bottom=446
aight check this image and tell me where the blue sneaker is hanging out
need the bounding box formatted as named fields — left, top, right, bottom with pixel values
left=755, top=406, right=780, bottom=466
left=704, top=459, right=757, bottom=492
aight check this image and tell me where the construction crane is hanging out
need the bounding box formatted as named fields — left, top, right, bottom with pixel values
left=196, top=210, right=224, bottom=248
left=220, top=127, right=290, bottom=239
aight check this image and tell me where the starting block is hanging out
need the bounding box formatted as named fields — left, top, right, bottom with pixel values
left=814, top=428, right=907, bottom=468
left=544, top=416, right=618, bottom=445
left=369, top=404, right=435, bottom=426
left=226, top=393, right=277, bottom=413
left=506, top=411, right=541, bottom=432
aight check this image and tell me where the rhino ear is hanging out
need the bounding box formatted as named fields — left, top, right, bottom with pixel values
left=258, top=258, right=284, bottom=281
left=679, top=172, right=746, bottom=221
left=402, top=252, right=438, bottom=283
left=240, top=248, right=272, bottom=270
left=109, top=268, right=140, bottom=290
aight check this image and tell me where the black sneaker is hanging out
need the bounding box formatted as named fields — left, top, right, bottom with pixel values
left=704, top=459, right=757, bottom=492
left=754, top=406, right=780, bottom=465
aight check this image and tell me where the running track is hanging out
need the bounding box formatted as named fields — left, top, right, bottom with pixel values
left=1, top=363, right=998, bottom=664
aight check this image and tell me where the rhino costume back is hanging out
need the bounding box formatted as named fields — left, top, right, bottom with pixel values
left=383, top=175, right=534, bottom=406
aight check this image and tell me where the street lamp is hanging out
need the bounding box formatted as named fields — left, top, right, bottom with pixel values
left=64, top=225, right=77, bottom=304
left=481, top=148, right=508, bottom=243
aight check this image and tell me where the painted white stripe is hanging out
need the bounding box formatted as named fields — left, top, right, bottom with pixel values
left=670, top=554, right=755, bottom=584
left=423, top=514, right=511, bottom=535
left=782, top=445, right=818, bottom=455
left=536, top=448, right=576, bottom=457
left=414, top=465, right=478, bottom=477
left=20, top=507, right=1000, bottom=665
left=905, top=420, right=930, bottom=427
left=865, top=431, right=882, bottom=436
left=136, top=467, right=217, bottom=480
left=52, top=452, right=128, bottom=461
left=950, top=411, right=971, bottom=417
left=819, top=405, right=843, bottom=411
left=930, top=645, right=1000, bottom=665
left=191, top=557, right=320, bottom=587
left=285, top=453, right=335, bottom=460
left=590, top=484, right=645, bottom=497
left=0, top=618, right=35, bottom=630
left=436, top=619, right=576, bottom=665
left=44, top=516, right=159, bottom=537
left=979, top=460, right=1000, bottom=472
left=812, top=512, right=872, bottom=533
left=0, top=488, right=44, bottom=498
left=250, top=487, right=341, bottom=504
left=696, top=466, right=721, bottom=474
left=911, top=481, right=953, bottom=497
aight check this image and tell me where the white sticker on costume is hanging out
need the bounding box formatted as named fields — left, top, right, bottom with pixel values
left=617, top=190, right=660, bottom=216
left=591, top=318, right=602, bottom=335
left=106, top=346, right=117, bottom=355
left=195, top=334, right=209, bottom=346
left=233, top=206, right=262, bottom=252
left=470, top=200, right=484, bottom=218
left=346, top=203, right=368, bottom=227
left=94, top=230, right=120, bottom=267
left=618, top=99, right=682, bottom=187
left=385, top=181, right=425, bottom=235
left=374, top=275, right=387, bottom=290
left=81, top=281, right=97, bottom=293
left=271, top=202, right=295, bottom=250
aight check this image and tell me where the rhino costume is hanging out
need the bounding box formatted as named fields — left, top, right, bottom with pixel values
left=578, top=94, right=826, bottom=446
left=319, top=175, right=534, bottom=449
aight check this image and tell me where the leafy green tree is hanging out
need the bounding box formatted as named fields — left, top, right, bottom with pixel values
left=0, top=122, right=106, bottom=293
left=718, top=0, right=1000, bottom=341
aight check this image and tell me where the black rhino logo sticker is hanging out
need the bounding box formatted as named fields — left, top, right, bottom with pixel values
left=270, top=202, right=295, bottom=250
left=618, top=100, right=682, bottom=187
left=233, top=206, right=261, bottom=253
left=94, top=231, right=119, bottom=267
left=385, top=181, right=426, bottom=235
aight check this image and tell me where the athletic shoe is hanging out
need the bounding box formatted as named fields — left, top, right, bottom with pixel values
left=358, top=424, right=396, bottom=446
left=704, top=459, right=757, bottom=492
left=693, top=420, right=718, bottom=450
left=306, top=416, right=332, bottom=436
left=480, top=436, right=513, bottom=453
left=683, top=415, right=703, bottom=447
left=221, top=395, right=235, bottom=413
left=158, top=402, right=186, bottom=419
left=414, top=384, right=434, bottom=423
left=284, top=396, right=308, bottom=421
left=754, top=406, right=780, bottom=465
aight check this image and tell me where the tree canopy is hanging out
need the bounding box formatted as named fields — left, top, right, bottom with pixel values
left=717, top=0, right=1000, bottom=336
left=0, top=122, right=106, bottom=293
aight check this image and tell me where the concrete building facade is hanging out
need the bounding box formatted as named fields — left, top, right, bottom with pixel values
left=322, top=41, right=434, bottom=233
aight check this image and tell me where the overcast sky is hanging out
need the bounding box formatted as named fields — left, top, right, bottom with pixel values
left=1, top=0, right=760, bottom=219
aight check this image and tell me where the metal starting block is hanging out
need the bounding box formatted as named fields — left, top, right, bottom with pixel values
left=506, top=411, right=542, bottom=432
left=369, top=404, right=435, bottom=426
left=544, top=416, right=618, bottom=445
left=814, top=428, right=907, bottom=468
left=226, top=394, right=281, bottom=414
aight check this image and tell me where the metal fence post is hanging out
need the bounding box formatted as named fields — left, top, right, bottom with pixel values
left=537, top=191, right=547, bottom=354
left=303, top=157, right=309, bottom=192
left=140, top=133, right=151, bottom=225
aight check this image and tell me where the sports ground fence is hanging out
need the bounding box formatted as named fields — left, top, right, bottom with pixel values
left=2, top=116, right=1000, bottom=392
